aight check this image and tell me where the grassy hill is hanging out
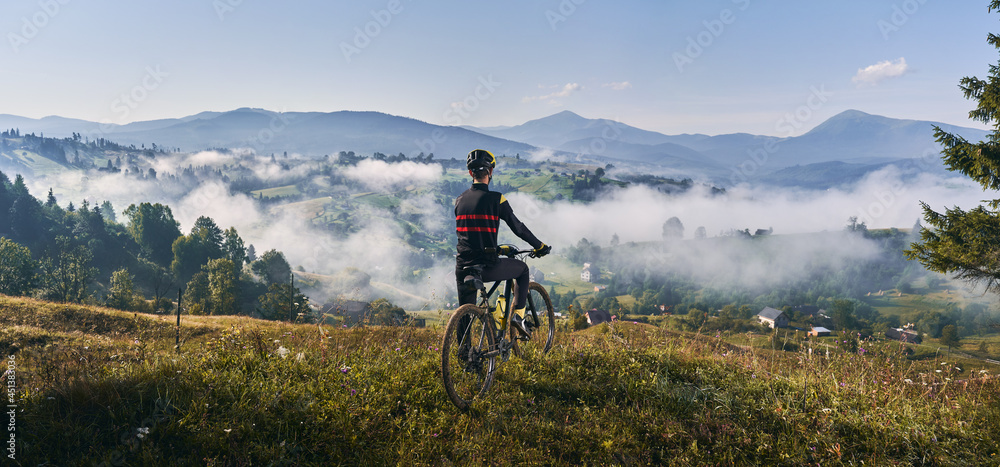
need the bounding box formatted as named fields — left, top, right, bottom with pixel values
left=3, top=294, right=999, bottom=465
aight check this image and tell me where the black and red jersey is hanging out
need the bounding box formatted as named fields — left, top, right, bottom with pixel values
left=455, top=183, right=542, bottom=268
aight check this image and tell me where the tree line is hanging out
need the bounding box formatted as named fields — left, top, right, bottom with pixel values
left=0, top=168, right=307, bottom=321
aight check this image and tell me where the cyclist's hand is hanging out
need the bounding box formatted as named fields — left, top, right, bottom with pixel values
left=497, top=245, right=515, bottom=257
left=531, top=243, right=552, bottom=258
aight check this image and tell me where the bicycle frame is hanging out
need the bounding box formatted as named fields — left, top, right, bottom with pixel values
left=474, top=250, right=541, bottom=350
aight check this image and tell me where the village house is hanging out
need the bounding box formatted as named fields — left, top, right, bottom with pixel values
left=808, top=326, right=831, bottom=337
left=529, top=266, right=545, bottom=284
left=586, top=309, right=612, bottom=325
left=581, top=263, right=597, bottom=283
left=321, top=299, right=370, bottom=326
left=886, top=327, right=922, bottom=343
left=757, top=307, right=790, bottom=329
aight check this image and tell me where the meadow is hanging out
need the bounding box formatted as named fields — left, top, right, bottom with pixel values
left=2, top=294, right=999, bottom=465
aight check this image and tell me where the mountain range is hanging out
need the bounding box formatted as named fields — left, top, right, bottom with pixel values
left=0, top=108, right=988, bottom=187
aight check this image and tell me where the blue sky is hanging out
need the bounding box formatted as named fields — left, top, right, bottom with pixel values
left=1, top=0, right=997, bottom=136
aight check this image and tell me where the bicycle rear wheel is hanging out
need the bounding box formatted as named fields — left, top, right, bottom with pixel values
left=442, top=304, right=497, bottom=410
left=511, top=282, right=555, bottom=359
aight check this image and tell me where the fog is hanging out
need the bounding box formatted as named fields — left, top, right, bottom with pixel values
left=18, top=151, right=999, bottom=309
left=509, top=166, right=989, bottom=248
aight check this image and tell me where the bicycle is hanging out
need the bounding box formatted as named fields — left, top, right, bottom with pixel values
left=441, top=245, right=556, bottom=410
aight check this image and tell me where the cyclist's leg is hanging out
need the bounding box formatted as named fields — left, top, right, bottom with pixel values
left=481, top=258, right=530, bottom=313
left=455, top=266, right=480, bottom=349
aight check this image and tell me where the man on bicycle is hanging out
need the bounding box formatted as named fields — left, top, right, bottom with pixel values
left=455, top=149, right=551, bottom=337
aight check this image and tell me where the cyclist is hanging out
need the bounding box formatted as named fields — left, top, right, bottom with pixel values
left=455, top=149, right=551, bottom=337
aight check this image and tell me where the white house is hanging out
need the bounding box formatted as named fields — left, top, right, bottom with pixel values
left=757, top=307, right=789, bottom=329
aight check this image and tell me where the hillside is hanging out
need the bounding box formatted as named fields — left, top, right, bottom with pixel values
left=3, top=108, right=992, bottom=188
left=0, top=109, right=539, bottom=160
left=4, top=294, right=998, bottom=464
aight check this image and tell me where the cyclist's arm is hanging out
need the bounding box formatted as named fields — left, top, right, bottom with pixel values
left=499, top=194, right=543, bottom=250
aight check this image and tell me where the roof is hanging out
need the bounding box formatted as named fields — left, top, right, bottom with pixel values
left=811, top=327, right=831, bottom=333
left=757, top=307, right=785, bottom=320
left=587, top=309, right=612, bottom=325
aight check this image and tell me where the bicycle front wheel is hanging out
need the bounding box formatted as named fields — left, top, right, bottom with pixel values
left=442, top=304, right=497, bottom=410
left=512, top=282, right=555, bottom=359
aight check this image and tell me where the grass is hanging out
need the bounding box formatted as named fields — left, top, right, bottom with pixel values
left=268, top=197, right=330, bottom=221
left=4, top=294, right=1000, bottom=465
left=251, top=184, right=301, bottom=198
left=4, top=149, right=68, bottom=176
left=861, top=285, right=993, bottom=324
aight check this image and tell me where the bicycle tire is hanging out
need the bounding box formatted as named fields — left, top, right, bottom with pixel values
left=511, top=282, right=555, bottom=359
left=441, top=304, right=497, bottom=410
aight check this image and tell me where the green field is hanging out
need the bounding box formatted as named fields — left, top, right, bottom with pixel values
left=3, top=149, right=68, bottom=175
left=6, top=294, right=998, bottom=465
left=861, top=285, right=992, bottom=323
left=251, top=184, right=301, bottom=198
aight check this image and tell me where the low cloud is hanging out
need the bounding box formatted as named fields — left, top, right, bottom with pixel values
left=341, top=159, right=443, bottom=191
left=603, top=81, right=632, bottom=91
left=522, top=83, right=583, bottom=105
left=853, top=58, right=909, bottom=87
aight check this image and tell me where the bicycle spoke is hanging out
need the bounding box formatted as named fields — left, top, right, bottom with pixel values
left=512, top=282, right=555, bottom=359
left=442, top=305, right=495, bottom=410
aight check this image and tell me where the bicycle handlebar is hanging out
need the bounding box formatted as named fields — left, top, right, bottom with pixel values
left=498, top=244, right=541, bottom=259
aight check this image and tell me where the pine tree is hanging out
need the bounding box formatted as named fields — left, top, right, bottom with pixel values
left=907, top=2, right=1000, bottom=292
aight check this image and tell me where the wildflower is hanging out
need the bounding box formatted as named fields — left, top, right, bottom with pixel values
left=340, top=365, right=351, bottom=373
left=136, top=427, right=150, bottom=439
left=395, top=348, right=401, bottom=351
left=277, top=346, right=289, bottom=358
left=936, top=370, right=942, bottom=373
left=224, top=428, right=232, bottom=433
left=822, top=408, right=831, bottom=413
left=904, top=379, right=913, bottom=384
left=980, top=370, right=989, bottom=374
left=274, top=339, right=280, bottom=344
left=295, top=352, right=305, bottom=362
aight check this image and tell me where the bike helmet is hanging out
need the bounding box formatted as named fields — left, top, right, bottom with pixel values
left=466, top=149, right=496, bottom=171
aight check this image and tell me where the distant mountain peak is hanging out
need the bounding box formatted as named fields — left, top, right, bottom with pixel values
left=830, top=109, right=873, bottom=119
left=526, top=110, right=587, bottom=125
